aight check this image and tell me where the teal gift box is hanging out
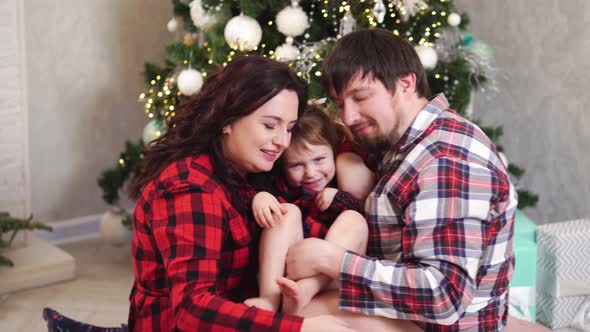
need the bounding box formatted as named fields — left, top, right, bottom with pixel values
left=512, top=211, right=537, bottom=287
left=509, top=211, right=537, bottom=322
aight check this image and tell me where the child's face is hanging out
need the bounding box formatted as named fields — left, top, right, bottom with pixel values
left=282, top=142, right=336, bottom=192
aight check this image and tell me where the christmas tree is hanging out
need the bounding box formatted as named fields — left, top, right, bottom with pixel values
left=98, top=0, right=538, bottom=222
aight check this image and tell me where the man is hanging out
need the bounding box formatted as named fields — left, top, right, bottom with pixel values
left=286, top=28, right=517, bottom=331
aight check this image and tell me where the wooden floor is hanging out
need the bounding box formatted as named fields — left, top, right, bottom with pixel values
left=0, top=238, right=132, bottom=331
left=0, top=237, right=576, bottom=331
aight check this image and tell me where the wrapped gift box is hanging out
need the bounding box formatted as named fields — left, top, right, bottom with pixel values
left=537, top=291, right=590, bottom=330
left=536, top=218, right=590, bottom=330
left=536, top=218, right=590, bottom=297
left=509, top=211, right=538, bottom=322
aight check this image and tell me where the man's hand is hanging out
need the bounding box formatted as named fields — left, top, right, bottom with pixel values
left=315, top=188, right=338, bottom=211
left=252, top=192, right=287, bottom=228
left=285, top=238, right=347, bottom=280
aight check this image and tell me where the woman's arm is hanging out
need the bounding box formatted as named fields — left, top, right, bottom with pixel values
left=152, top=188, right=303, bottom=332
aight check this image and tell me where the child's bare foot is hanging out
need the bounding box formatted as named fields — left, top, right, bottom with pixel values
left=277, top=277, right=315, bottom=315
left=244, top=297, right=278, bottom=311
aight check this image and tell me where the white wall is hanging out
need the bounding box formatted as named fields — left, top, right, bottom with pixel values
left=0, top=0, right=29, bottom=218
left=456, top=0, right=590, bottom=224
left=25, top=0, right=172, bottom=222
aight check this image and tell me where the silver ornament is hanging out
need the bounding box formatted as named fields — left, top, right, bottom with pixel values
left=373, top=0, right=386, bottom=24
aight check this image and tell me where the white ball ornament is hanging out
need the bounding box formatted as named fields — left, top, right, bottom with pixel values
left=275, top=37, right=300, bottom=61
left=167, top=17, right=179, bottom=32
left=276, top=4, right=309, bottom=37
left=177, top=68, right=203, bottom=96
left=224, top=14, right=262, bottom=51
left=447, top=13, right=461, bottom=27
left=190, top=0, right=217, bottom=30
left=415, top=45, right=438, bottom=70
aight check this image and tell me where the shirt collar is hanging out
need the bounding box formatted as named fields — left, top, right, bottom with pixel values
left=394, top=93, right=450, bottom=154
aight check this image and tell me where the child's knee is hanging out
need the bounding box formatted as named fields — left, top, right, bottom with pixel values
left=338, top=210, right=368, bottom=235
left=281, top=203, right=302, bottom=220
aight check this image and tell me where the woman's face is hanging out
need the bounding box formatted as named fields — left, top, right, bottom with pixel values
left=222, top=89, right=299, bottom=174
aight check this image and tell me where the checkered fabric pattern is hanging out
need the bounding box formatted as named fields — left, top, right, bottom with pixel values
left=275, top=178, right=362, bottom=239
left=128, top=155, right=303, bottom=332
left=338, top=94, right=518, bottom=331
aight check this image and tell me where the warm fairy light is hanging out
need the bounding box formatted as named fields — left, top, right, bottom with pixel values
left=393, top=30, right=399, bottom=35
left=431, top=11, right=436, bottom=15
left=208, top=59, right=213, bottom=64
left=151, top=80, right=156, bottom=85
left=315, top=71, right=321, bottom=76
left=202, top=72, right=207, bottom=77
left=434, top=32, right=440, bottom=37
left=119, top=159, right=125, bottom=165
left=148, top=113, right=154, bottom=118
left=157, top=92, right=163, bottom=97
left=297, top=72, right=302, bottom=77
left=169, top=105, right=175, bottom=111
left=156, top=75, right=161, bottom=80
left=435, top=74, right=441, bottom=79
left=441, top=11, right=447, bottom=16
left=408, top=37, right=414, bottom=41
left=139, top=93, right=145, bottom=99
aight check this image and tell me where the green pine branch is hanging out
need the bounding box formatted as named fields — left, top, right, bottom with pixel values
left=1, top=212, right=53, bottom=267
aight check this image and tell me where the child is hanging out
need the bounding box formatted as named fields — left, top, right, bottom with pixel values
left=244, top=106, right=374, bottom=315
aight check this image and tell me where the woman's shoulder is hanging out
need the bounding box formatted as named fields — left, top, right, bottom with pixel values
left=147, top=154, right=226, bottom=197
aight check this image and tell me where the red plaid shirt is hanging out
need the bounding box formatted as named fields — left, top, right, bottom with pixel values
left=275, top=178, right=362, bottom=239
left=128, top=155, right=303, bottom=332
left=338, top=95, right=517, bottom=331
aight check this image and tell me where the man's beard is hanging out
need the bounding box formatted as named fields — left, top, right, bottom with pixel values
left=355, top=134, right=394, bottom=171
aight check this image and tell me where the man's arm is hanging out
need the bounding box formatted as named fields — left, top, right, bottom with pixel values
left=292, top=157, right=514, bottom=326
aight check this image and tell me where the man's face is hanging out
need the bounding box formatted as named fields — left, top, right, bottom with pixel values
left=331, top=73, right=402, bottom=146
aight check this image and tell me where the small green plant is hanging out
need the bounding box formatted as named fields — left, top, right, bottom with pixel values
left=0, top=212, right=53, bottom=267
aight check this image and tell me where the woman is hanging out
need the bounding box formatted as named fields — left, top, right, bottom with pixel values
left=43, top=55, right=354, bottom=332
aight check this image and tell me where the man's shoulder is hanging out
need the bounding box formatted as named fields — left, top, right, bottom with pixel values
left=422, top=111, right=502, bottom=167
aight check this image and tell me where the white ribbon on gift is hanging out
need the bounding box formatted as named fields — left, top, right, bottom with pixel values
left=509, top=286, right=535, bottom=322
left=571, top=297, right=590, bottom=332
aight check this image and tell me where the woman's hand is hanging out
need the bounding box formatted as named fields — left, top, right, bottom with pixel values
left=252, top=191, right=287, bottom=228
left=302, top=315, right=356, bottom=332
left=315, top=188, right=338, bottom=211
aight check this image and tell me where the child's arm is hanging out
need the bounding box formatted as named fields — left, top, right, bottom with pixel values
left=252, top=191, right=287, bottom=228
left=336, top=152, right=376, bottom=201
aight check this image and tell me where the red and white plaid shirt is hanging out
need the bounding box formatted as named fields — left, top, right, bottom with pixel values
left=339, top=95, right=517, bottom=331
left=128, top=155, right=303, bottom=332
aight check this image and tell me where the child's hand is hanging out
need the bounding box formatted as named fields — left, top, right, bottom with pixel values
left=315, top=188, right=338, bottom=211
left=252, top=192, right=287, bottom=228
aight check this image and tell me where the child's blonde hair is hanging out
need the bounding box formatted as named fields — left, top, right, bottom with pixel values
left=290, top=106, right=342, bottom=152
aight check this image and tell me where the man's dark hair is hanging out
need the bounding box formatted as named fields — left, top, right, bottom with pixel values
left=322, top=28, right=430, bottom=98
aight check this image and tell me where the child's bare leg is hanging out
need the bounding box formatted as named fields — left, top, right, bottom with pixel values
left=300, top=290, right=422, bottom=331
left=244, top=203, right=303, bottom=311
left=280, top=210, right=368, bottom=315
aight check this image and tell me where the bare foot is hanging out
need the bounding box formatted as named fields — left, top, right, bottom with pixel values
left=244, top=297, right=278, bottom=311
left=277, top=277, right=315, bottom=315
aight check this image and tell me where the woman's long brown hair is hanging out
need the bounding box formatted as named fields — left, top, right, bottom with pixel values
left=129, top=55, right=308, bottom=203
